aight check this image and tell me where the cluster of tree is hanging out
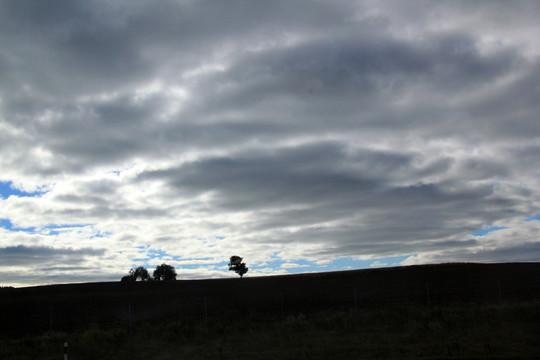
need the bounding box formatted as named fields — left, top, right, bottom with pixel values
left=121, top=256, right=249, bottom=281
left=121, top=263, right=177, bottom=282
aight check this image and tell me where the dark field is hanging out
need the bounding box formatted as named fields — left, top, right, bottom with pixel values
left=1, top=262, right=539, bottom=359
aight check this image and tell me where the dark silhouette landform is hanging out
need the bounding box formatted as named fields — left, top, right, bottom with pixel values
left=1, top=262, right=539, bottom=359
left=1, top=262, right=538, bottom=336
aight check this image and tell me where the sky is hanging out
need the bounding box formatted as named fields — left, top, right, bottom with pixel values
left=1, top=0, right=540, bottom=287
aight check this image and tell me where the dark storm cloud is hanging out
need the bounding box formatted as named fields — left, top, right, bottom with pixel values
left=467, top=242, right=540, bottom=263
left=464, top=63, right=540, bottom=140
left=0, top=2, right=146, bottom=97
left=0, top=0, right=354, bottom=97
left=1, top=0, right=532, bottom=173
left=224, top=31, right=518, bottom=99
left=415, top=240, right=540, bottom=265
left=139, top=142, right=413, bottom=209
left=247, top=180, right=515, bottom=251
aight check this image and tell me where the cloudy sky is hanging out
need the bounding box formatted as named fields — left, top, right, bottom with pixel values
left=1, top=1, right=539, bottom=287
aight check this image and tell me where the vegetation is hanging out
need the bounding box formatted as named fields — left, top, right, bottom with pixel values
left=153, top=263, right=177, bottom=281
left=1, top=301, right=539, bottom=359
left=228, top=255, right=248, bottom=278
left=121, top=257, right=246, bottom=282
left=120, top=264, right=177, bottom=282
left=121, top=266, right=151, bottom=282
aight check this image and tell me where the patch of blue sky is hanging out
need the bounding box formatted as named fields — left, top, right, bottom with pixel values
left=213, top=260, right=229, bottom=268
left=368, top=255, right=411, bottom=268
left=132, top=245, right=152, bottom=266
left=472, top=225, right=508, bottom=236
left=147, top=248, right=171, bottom=260
left=0, top=218, right=13, bottom=230
left=251, top=258, right=289, bottom=271
left=40, top=223, right=93, bottom=235
left=127, top=251, right=415, bottom=276
left=197, top=235, right=226, bottom=248
left=0, top=218, right=35, bottom=233
left=279, top=259, right=321, bottom=274
left=321, top=255, right=411, bottom=271
left=0, top=220, right=96, bottom=236
left=92, top=230, right=113, bottom=238
left=252, top=255, right=411, bottom=274
left=525, top=214, right=540, bottom=221
left=0, top=181, right=47, bottom=199
left=132, top=258, right=149, bottom=267
left=133, top=247, right=188, bottom=267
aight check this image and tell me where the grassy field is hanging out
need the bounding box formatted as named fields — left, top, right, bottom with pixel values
left=1, top=263, right=539, bottom=359
left=2, top=302, right=540, bottom=359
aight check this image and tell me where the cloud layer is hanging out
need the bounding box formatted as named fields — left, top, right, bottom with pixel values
left=1, top=1, right=539, bottom=286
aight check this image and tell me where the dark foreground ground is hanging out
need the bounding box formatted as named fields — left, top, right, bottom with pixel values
left=1, top=262, right=539, bottom=359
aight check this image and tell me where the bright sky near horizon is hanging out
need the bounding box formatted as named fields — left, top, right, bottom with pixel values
left=1, top=1, right=540, bottom=287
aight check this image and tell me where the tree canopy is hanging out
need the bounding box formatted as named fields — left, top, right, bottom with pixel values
left=121, top=266, right=151, bottom=282
left=228, top=255, right=248, bottom=278
left=153, top=263, right=177, bottom=281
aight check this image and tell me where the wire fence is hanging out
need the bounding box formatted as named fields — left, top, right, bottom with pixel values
left=1, top=273, right=539, bottom=338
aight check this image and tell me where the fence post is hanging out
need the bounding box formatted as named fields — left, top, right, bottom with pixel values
left=353, top=288, right=358, bottom=312
left=63, top=342, right=68, bottom=360
left=49, top=306, right=53, bottom=333
left=497, top=278, right=502, bottom=305
left=128, top=303, right=132, bottom=334
left=204, top=297, right=208, bottom=324
left=426, top=281, right=431, bottom=308
left=280, top=292, right=284, bottom=320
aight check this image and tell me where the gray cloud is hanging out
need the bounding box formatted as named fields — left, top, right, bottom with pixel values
left=137, top=140, right=524, bottom=258
left=0, top=245, right=105, bottom=267
left=1, top=0, right=539, bottom=286
left=138, top=142, right=412, bottom=210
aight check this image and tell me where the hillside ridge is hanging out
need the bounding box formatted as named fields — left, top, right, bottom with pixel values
left=1, top=262, right=539, bottom=337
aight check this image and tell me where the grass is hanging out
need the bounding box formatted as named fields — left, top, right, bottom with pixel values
left=2, top=301, right=539, bottom=359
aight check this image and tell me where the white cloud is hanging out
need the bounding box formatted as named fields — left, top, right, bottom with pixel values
left=370, top=261, right=388, bottom=268
left=281, top=263, right=309, bottom=269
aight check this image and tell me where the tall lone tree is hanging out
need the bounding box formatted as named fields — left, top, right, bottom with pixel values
left=228, top=255, right=248, bottom=278
left=153, top=263, right=177, bottom=281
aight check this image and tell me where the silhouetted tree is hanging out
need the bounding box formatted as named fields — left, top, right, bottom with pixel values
left=228, top=255, right=248, bottom=278
left=121, top=266, right=151, bottom=282
left=153, top=263, right=177, bottom=281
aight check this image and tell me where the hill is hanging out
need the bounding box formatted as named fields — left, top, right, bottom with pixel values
left=1, top=262, right=539, bottom=337
left=1, top=262, right=540, bottom=359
